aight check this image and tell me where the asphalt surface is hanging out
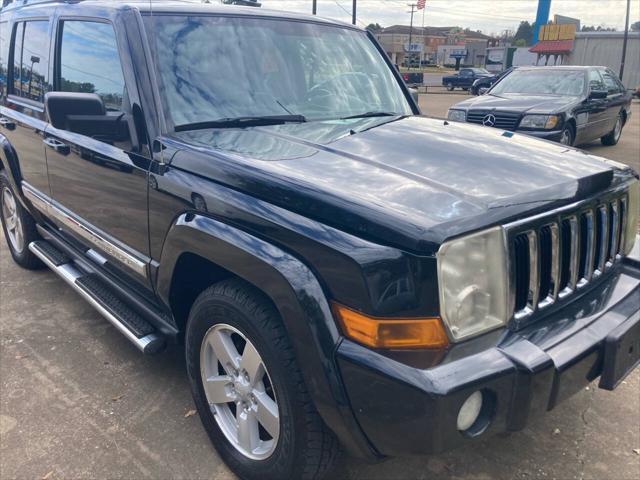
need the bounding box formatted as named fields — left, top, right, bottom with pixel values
left=1, top=97, right=639, bottom=480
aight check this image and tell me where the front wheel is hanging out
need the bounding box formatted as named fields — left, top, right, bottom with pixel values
left=446, top=82, right=454, bottom=91
left=601, top=113, right=623, bottom=146
left=186, top=279, right=339, bottom=480
left=559, top=124, right=575, bottom=146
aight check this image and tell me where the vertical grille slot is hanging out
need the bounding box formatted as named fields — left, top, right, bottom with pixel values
left=609, top=200, right=620, bottom=262
left=618, top=197, right=627, bottom=257
left=577, top=210, right=596, bottom=287
left=594, top=205, right=608, bottom=272
left=607, top=202, right=619, bottom=263
left=538, top=226, right=552, bottom=300
left=559, top=218, right=572, bottom=291
left=526, top=231, right=540, bottom=309
left=567, top=216, right=580, bottom=291
left=513, top=233, right=530, bottom=311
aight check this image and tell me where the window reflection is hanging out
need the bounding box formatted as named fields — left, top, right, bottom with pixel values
left=12, top=21, right=49, bottom=102
left=147, top=16, right=411, bottom=126
left=0, top=21, right=8, bottom=97
left=60, top=21, right=126, bottom=110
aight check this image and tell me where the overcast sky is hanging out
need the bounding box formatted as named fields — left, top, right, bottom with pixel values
left=254, top=0, right=639, bottom=36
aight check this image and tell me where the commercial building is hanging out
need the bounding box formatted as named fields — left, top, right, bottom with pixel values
left=375, top=26, right=447, bottom=65
left=567, top=31, right=640, bottom=88
left=437, top=40, right=488, bottom=68
left=375, top=26, right=490, bottom=66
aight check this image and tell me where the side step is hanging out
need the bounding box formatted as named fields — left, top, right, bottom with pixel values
left=29, top=241, right=165, bottom=354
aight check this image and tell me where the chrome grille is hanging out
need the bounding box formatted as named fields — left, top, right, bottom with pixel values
left=466, top=110, right=521, bottom=130
left=510, top=193, right=628, bottom=323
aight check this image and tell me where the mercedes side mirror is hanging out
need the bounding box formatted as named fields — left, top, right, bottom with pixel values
left=408, top=87, right=419, bottom=104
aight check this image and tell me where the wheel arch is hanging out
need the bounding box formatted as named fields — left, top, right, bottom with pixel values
left=0, top=134, right=23, bottom=195
left=157, top=212, right=378, bottom=459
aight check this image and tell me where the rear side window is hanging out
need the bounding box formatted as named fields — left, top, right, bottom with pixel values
left=11, top=20, right=49, bottom=102
left=0, top=21, right=8, bottom=98
left=58, top=21, right=125, bottom=110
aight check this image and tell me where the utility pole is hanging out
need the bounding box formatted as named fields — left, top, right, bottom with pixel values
left=407, top=3, right=418, bottom=68
left=620, top=0, right=631, bottom=81
left=312, top=0, right=316, bottom=15
left=352, top=0, right=357, bottom=25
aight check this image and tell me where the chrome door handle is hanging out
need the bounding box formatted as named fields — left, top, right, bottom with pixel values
left=0, top=117, right=16, bottom=130
left=43, top=137, right=70, bottom=156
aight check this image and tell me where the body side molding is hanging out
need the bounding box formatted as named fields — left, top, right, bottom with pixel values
left=21, top=181, right=150, bottom=280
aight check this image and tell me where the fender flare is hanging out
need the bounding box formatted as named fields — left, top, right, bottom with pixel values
left=157, top=213, right=378, bottom=459
left=0, top=133, right=23, bottom=197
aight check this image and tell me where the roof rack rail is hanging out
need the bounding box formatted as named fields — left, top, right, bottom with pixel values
left=1, top=0, right=83, bottom=11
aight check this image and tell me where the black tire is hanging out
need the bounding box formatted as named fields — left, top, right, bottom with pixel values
left=446, top=82, right=454, bottom=91
left=601, top=112, right=624, bottom=146
left=186, top=279, right=340, bottom=480
left=0, top=170, right=43, bottom=270
left=559, top=123, right=575, bottom=146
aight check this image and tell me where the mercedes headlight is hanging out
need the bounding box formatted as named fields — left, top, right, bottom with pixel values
left=622, top=179, right=639, bottom=255
left=519, top=114, right=559, bottom=130
left=437, top=227, right=509, bottom=341
left=447, top=109, right=467, bottom=122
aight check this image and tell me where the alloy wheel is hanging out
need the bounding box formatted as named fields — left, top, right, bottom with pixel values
left=560, top=128, right=573, bottom=146
left=200, top=323, right=280, bottom=460
left=613, top=117, right=622, bottom=142
left=1, top=187, right=25, bottom=253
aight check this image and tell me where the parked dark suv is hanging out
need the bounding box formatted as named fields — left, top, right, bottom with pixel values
left=1, top=2, right=639, bottom=479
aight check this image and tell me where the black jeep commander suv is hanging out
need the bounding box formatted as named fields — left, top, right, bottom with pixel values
left=1, top=2, right=639, bottom=479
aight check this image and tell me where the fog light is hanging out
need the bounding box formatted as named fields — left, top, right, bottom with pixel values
left=457, top=391, right=483, bottom=431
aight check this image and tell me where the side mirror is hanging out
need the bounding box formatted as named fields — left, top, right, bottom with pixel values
left=45, top=92, right=105, bottom=129
left=589, top=90, right=608, bottom=100
left=44, top=92, right=129, bottom=142
left=408, top=87, right=419, bottom=104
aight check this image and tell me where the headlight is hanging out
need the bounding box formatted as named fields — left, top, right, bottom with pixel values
left=519, top=114, right=560, bottom=129
left=437, top=227, right=509, bottom=341
left=623, top=179, right=639, bottom=255
left=447, top=109, right=466, bottom=122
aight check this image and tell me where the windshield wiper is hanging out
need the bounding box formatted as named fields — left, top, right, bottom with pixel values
left=175, top=115, right=306, bottom=132
left=340, top=111, right=400, bottom=120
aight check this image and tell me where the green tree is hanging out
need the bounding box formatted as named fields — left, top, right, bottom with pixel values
left=514, top=38, right=527, bottom=47
left=513, top=21, right=533, bottom=46
left=582, top=25, right=616, bottom=32
left=632, top=21, right=640, bottom=31
left=366, top=23, right=383, bottom=33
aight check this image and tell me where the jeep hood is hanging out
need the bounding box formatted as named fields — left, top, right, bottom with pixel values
left=169, top=115, right=630, bottom=253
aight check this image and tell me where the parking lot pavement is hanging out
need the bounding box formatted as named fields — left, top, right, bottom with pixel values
left=1, top=102, right=639, bottom=479
left=418, top=94, right=640, bottom=174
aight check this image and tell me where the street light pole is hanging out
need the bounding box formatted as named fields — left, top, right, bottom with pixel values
left=619, top=0, right=631, bottom=81
left=352, top=0, right=356, bottom=25
left=312, top=0, right=316, bottom=15
left=407, top=3, right=417, bottom=69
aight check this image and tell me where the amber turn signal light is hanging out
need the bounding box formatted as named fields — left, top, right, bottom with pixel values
left=331, top=303, right=449, bottom=350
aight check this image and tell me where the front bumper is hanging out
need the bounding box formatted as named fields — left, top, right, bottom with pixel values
left=516, top=129, right=563, bottom=141
left=336, top=248, right=640, bottom=456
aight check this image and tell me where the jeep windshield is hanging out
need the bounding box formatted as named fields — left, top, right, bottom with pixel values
left=144, top=15, right=412, bottom=129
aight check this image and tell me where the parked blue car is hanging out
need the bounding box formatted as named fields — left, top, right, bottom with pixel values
left=442, top=68, right=492, bottom=91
